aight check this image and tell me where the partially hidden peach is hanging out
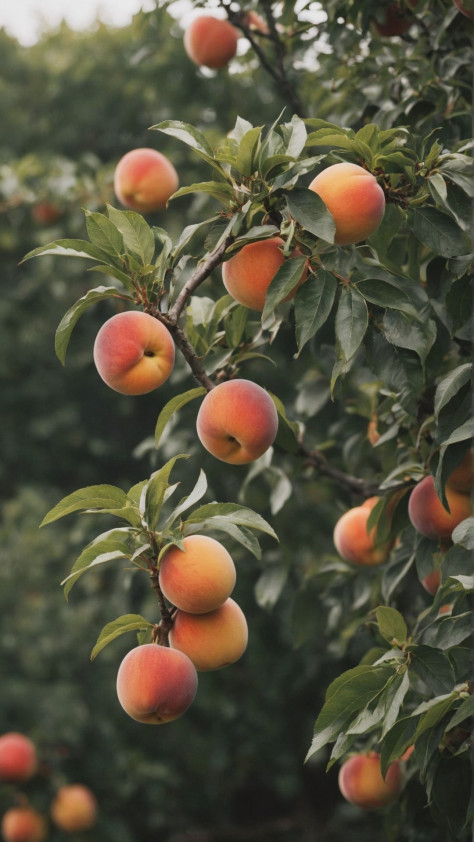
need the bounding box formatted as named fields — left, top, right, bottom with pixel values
left=421, top=568, right=441, bottom=596
left=93, top=311, right=175, bottom=395
left=333, top=497, right=393, bottom=566
left=159, top=534, right=236, bottom=614
left=0, top=733, right=38, bottom=783
left=114, top=148, right=179, bottom=214
left=116, top=643, right=198, bottom=724
left=1, top=808, right=47, bottom=842
left=183, top=16, right=239, bottom=69
left=196, top=379, right=279, bottom=465
left=309, top=162, right=385, bottom=245
left=452, top=0, right=472, bottom=18
left=446, top=449, right=473, bottom=494
left=372, top=2, right=417, bottom=36
left=408, top=475, right=471, bottom=540
left=50, top=784, right=97, bottom=833
left=222, top=237, right=308, bottom=311
left=338, top=752, right=402, bottom=809
left=169, top=597, right=248, bottom=671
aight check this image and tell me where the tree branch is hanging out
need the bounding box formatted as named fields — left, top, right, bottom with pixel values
left=166, top=234, right=235, bottom=327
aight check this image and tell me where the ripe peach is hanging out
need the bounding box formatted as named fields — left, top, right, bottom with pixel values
left=222, top=237, right=308, bottom=311
left=183, top=16, right=239, bottom=69
left=0, top=733, right=38, bottom=783
left=50, top=784, right=97, bottom=832
left=308, top=162, right=385, bottom=245
left=408, top=475, right=471, bottom=540
left=1, top=808, right=46, bottom=842
left=159, top=535, right=236, bottom=614
left=169, top=597, right=248, bottom=671
left=421, top=568, right=441, bottom=596
left=333, top=497, right=392, bottom=566
left=338, top=752, right=402, bottom=809
left=446, top=450, right=473, bottom=493
left=93, top=311, right=175, bottom=395
left=116, top=643, right=198, bottom=724
left=113, top=148, right=179, bottom=214
left=196, top=379, right=279, bottom=465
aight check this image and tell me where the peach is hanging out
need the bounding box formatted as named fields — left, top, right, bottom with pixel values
left=452, top=0, right=472, bottom=18
left=159, top=534, right=236, bottom=614
left=308, top=162, right=385, bottom=245
left=113, top=148, right=179, bottom=214
left=446, top=450, right=473, bottom=493
left=169, top=597, right=248, bottom=671
left=0, top=733, right=38, bottom=783
left=333, top=497, right=393, bottom=566
left=183, top=16, right=239, bottom=69
left=408, top=475, right=471, bottom=540
left=116, top=643, right=198, bottom=724
left=1, top=808, right=46, bottom=842
left=222, top=237, right=308, bottom=311
left=31, top=201, right=62, bottom=225
left=421, top=568, right=441, bottom=596
left=196, top=379, right=279, bottom=465
left=93, top=311, right=175, bottom=395
left=400, top=744, right=414, bottom=762
left=242, top=10, right=270, bottom=33
left=372, top=2, right=417, bottom=36
left=338, top=752, right=402, bottom=809
left=50, top=784, right=97, bottom=832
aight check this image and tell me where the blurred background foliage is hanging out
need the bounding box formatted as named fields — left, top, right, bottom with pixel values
left=0, top=1, right=471, bottom=840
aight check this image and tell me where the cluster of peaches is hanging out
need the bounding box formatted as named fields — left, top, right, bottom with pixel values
left=117, top=535, right=248, bottom=724
left=0, top=732, right=97, bottom=842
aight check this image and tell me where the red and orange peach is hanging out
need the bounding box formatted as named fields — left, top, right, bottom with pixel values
left=169, top=597, right=248, bottom=671
left=0, top=733, right=38, bottom=783
left=183, top=16, right=239, bottom=69
left=408, top=475, right=471, bottom=540
left=308, top=162, right=385, bottom=245
left=159, top=534, right=236, bottom=614
left=333, top=497, right=392, bottom=566
left=50, top=784, right=98, bottom=833
left=1, top=808, right=47, bottom=842
left=222, top=237, right=307, bottom=311
left=113, top=148, right=179, bottom=214
left=338, top=751, right=402, bottom=809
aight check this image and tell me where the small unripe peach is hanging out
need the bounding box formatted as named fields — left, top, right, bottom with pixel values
left=116, top=644, right=198, bottom=724
left=333, top=497, right=392, bottom=566
left=222, top=237, right=308, bottom=311
left=0, top=733, right=38, bottom=783
left=408, top=475, right=471, bottom=540
left=169, top=598, right=248, bottom=671
left=309, top=162, right=385, bottom=245
left=93, top=311, right=175, bottom=395
left=159, top=535, right=236, bottom=614
left=114, top=148, right=179, bottom=214
left=338, top=752, right=402, bottom=809
left=183, top=16, right=239, bottom=69
left=1, top=808, right=46, bottom=842
left=50, top=784, right=97, bottom=832
left=196, top=379, right=279, bottom=465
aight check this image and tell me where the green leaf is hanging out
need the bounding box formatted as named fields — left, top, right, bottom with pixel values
left=106, top=205, right=155, bottom=265
left=382, top=309, right=437, bottom=364
left=335, top=285, right=368, bottom=362
left=262, top=256, right=307, bottom=321
left=380, top=716, right=418, bottom=775
left=446, top=695, right=474, bottom=731
left=162, top=469, right=208, bottom=530
left=21, top=238, right=115, bottom=264
left=90, top=614, right=153, bottom=660
left=430, top=757, right=472, bottom=837
left=155, top=387, right=206, bottom=448
left=452, top=517, right=474, bottom=550
left=54, top=286, right=133, bottom=364
left=144, top=455, right=189, bottom=531
left=255, top=564, right=289, bottom=609
left=41, top=484, right=128, bottom=526
left=434, top=363, right=472, bottom=420
left=85, top=210, right=124, bottom=257
left=376, top=606, right=408, bottom=646
left=152, top=120, right=226, bottom=178
left=407, top=207, right=469, bottom=258
left=234, top=126, right=263, bottom=177
left=61, top=529, right=134, bottom=598
left=355, top=278, right=417, bottom=317
left=171, top=181, right=235, bottom=205
left=412, top=692, right=459, bottom=740
left=185, top=519, right=262, bottom=558
left=286, top=189, right=336, bottom=242
left=408, top=645, right=456, bottom=695
left=294, top=269, right=338, bottom=354
left=183, top=502, right=278, bottom=542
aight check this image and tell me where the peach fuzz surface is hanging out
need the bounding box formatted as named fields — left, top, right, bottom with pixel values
left=338, top=752, right=402, bottom=810
left=50, top=784, right=98, bottom=832
left=408, top=475, right=471, bottom=540
left=169, top=597, right=248, bottom=671
left=183, top=16, right=239, bottom=69
left=196, top=379, right=279, bottom=465
left=0, top=733, right=38, bottom=783
left=1, top=808, right=47, bottom=842
left=309, top=162, right=385, bottom=245
left=116, top=643, right=198, bottom=724
left=222, top=237, right=308, bottom=311
left=93, top=311, right=175, bottom=395
left=113, top=147, right=179, bottom=214
left=159, top=534, right=236, bottom=614
left=333, top=497, right=392, bottom=565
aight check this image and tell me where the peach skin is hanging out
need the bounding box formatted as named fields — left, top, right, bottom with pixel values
left=196, top=379, right=279, bottom=465
left=446, top=449, right=473, bottom=493
left=338, top=752, right=402, bottom=809
left=169, top=597, right=248, bottom=671
left=222, top=237, right=308, bottom=311
left=183, top=16, right=239, bottom=69
left=159, top=534, right=236, bottom=614
left=1, top=808, right=47, bottom=842
left=408, top=475, right=471, bottom=540
left=333, top=497, right=393, bottom=565
left=308, top=162, right=385, bottom=245
left=0, top=733, right=38, bottom=783
left=93, top=310, right=175, bottom=395
left=114, top=147, right=178, bottom=214
left=50, top=784, right=98, bottom=832
left=116, top=643, right=198, bottom=724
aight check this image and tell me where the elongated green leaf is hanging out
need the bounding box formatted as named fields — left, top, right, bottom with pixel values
left=255, top=564, right=289, bottom=609
left=152, top=120, right=226, bottom=177
left=61, top=529, right=134, bottom=598
left=90, top=614, right=153, bottom=660
left=446, top=695, right=474, bottom=731
left=262, top=257, right=307, bottom=321
left=408, top=645, right=456, bottom=695
left=171, top=182, right=235, bottom=205
left=335, top=285, right=368, bottom=362
left=21, top=238, right=114, bottom=263
left=382, top=309, right=436, bottom=364
left=162, top=469, right=208, bottom=530
left=355, top=278, right=418, bottom=317
left=155, top=387, right=206, bottom=448
left=286, top=189, right=336, bottom=242
left=183, top=502, right=278, bottom=542
left=413, top=692, right=459, bottom=740
left=54, top=286, right=133, bottom=364
left=41, top=484, right=128, bottom=526
left=294, top=269, right=338, bottom=354
left=376, top=606, right=408, bottom=646
left=184, top=518, right=262, bottom=558
left=407, top=207, right=469, bottom=258
left=434, top=363, right=472, bottom=420
left=85, top=210, right=124, bottom=257
left=380, top=716, right=418, bottom=775
left=234, top=126, right=263, bottom=176
left=145, top=455, right=189, bottom=531
left=106, top=205, right=155, bottom=265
